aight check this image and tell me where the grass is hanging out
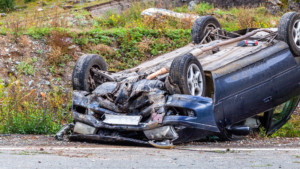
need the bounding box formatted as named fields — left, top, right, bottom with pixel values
left=0, top=1, right=298, bottom=136
left=11, top=150, right=51, bottom=155
left=17, top=58, right=37, bottom=76
left=270, top=115, right=300, bottom=137
left=251, top=164, right=272, bottom=167
left=77, top=27, right=191, bottom=70
left=0, top=78, right=72, bottom=134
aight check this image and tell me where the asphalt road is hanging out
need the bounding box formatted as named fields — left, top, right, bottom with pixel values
left=0, top=146, right=299, bottom=169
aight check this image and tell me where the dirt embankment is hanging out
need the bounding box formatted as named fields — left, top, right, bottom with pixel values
left=0, top=35, right=76, bottom=94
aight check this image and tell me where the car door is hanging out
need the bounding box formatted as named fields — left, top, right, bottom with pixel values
left=264, top=96, right=300, bottom=135
left=217, top=43, right=300, bottom=125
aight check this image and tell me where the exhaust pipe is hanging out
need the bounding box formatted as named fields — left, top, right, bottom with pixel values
left=226, top=125, right=250, bottom=136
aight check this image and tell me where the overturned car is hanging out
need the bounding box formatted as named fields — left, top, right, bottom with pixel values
left=57, top=12, right=300, bottom=148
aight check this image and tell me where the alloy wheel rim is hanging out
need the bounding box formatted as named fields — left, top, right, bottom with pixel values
left=292, top=20, right=300, bottom=48
left=187, top=64, right=203, bottom=96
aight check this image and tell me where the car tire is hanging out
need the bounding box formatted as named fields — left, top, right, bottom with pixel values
left=169, top=54, right=206, bottom=96
left=218, top=130, right=234, bottom=141
left=191, top=16, right=221, bottom=44
left=278, top=12, right=300, bottom=56
left=72, top=54, right=107, bottom=92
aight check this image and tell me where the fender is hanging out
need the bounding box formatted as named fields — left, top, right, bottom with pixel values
left=164, top=94, right=220, bottom=133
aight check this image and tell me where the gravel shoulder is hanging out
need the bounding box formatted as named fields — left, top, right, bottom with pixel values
left=1, top=134, right=299, bottom=148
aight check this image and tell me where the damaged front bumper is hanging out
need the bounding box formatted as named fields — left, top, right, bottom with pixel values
left=59, top=92, right=220, bottom=148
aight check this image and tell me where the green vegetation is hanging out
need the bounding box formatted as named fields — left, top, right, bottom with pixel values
left=75, top=28, right=190, bottom=70
left=257, top=115, right=300, bottom=138
left=0, top=0, right=15, bottom=12
left=251, top=164, right=272, bottom=167
left=24, top=0, right=35, bottom=3
left=14, top=2, right=279, bottom=71
left=270, top=115, right=300, bottom=137
left=17, top=58, right=37, bottom=76
left=0, top=79, right=72, bottom=134
left=11, top=150, right=51, bottom=155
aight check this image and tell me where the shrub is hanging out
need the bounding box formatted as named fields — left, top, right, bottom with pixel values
left=24, top=0, right=36, bottom=3
left=0, top=0, right=15, bottom=12
left=46, top=30, right=74, bottom=66
left=194, top=2, right=214, bottom=15
left=17, top=61, right=36, bottom=75
left=0, top=79, right=72, bottom=134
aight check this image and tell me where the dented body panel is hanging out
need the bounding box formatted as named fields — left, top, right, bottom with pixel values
left=164, top=95, right=219, bottom=133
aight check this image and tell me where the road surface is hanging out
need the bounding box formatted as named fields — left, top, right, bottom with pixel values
left=0, top=135, right=299, bottom=168
left=0, top=146, right=299, bottom=169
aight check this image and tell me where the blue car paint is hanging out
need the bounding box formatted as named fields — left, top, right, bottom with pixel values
left=163, top=41, right=300, bottom=141
left=211, top=42, right=300, bottom=127
left=164, top=94, right=219, bottom=133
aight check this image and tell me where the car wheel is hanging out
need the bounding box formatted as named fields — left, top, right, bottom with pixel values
left=169, top=54, right=206, bottom=96
left=191, top=16, right=221, bottom=44
left=278, top=12, right=300, bottom=56
left=218, top=129, right=234, bottom=141
left=72, top=54, right=107, bottom=92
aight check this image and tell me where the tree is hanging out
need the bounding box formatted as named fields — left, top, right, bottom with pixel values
left=0, top=0, right=15, bottom=12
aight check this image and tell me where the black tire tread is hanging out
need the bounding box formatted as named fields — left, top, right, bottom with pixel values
left=191, top=16, right=221, bottom=44
left=169, top=54, right=206, bottom=96
left=278, top=12, right=300, bottom=56
left=72, top=54, right=107, bottom=91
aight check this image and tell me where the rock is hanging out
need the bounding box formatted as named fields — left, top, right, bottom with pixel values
left=28, top=80, right=34, bottom=87
left=0, top=48, right=10, bottom=57
left=188, top=1, right=196, bottom=11
left=68, top=45, right=77, bottom=50
left=68, top=45, right=81, bottom=53
left=0, top=13, right=6, bottom=17
left=63, top=5, right=73, bottom=9
left=37, top=8, right=44, bottom=12
left=45, top=81, right=50, bottom=86
left=72, top=0, right=80, bottom=4
left=62, top=37, right=73, bottom=45
left=269, top=0, right=282, bottom=5
left=288, top=0, right=300, bottom=11
left=74, top=52, right=85, bottom=58
left=266, top=0, right=282, bottom=15
left=266, top=0, right=300, bottom=15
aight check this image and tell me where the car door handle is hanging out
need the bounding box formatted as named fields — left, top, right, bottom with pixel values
left=263, top=96, right=272, bottom=103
